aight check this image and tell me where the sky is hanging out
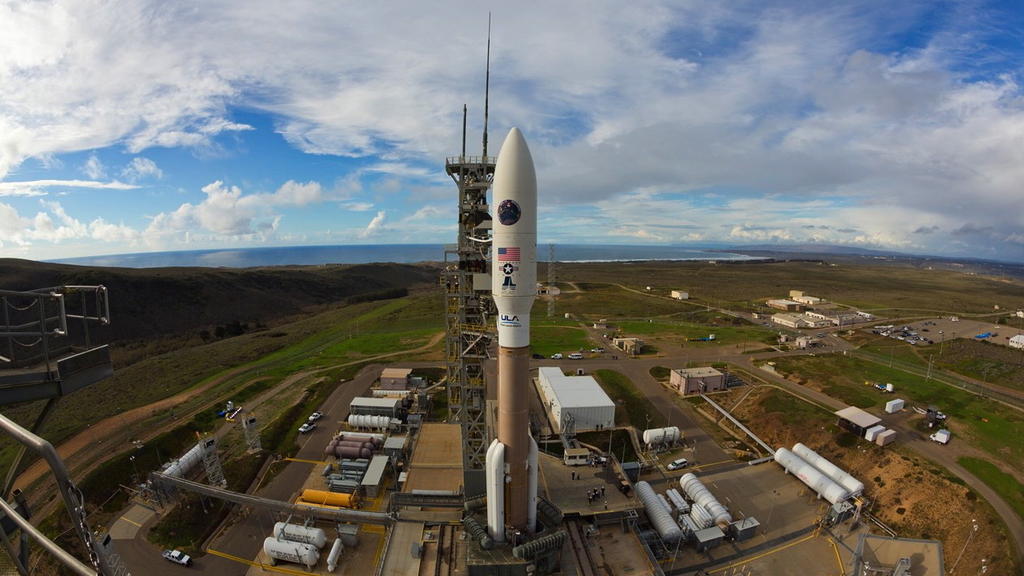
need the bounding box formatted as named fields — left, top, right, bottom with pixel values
left=1, top=1, right=1023, bottom=263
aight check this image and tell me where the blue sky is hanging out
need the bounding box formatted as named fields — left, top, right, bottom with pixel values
left=1, top=0, right=1022, bottom=262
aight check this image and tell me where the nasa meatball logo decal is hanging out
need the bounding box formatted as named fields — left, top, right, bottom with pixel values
left=497, top=199, right=521, bottom=226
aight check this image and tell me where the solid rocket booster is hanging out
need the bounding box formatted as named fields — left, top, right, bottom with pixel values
left=487, top=127, right=539, bottom=540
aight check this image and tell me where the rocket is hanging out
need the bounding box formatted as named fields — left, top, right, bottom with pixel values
left=486, top=127, right=539, bottom=541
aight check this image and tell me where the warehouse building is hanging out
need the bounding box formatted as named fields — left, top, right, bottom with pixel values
left=805, top=310, right=867, bottom=327
left=772, top=313, right=808, bottom=329
left=767, top=299, right=803, bottom=311
left=350, top=397, right=402, bottom=417
left=671, top=290, right=689, bottom=300
left=537, top=367, right=615, bottom=432
left=671, top=367, right=726, bottom=395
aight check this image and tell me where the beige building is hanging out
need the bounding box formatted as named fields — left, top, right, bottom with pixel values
left=612, top=337, right=644, bottom=355
left=792, top=295, right=823, bottom=305
left=767, top=299, right=803, bottom=311
left=671, top=367, right=726, bottom=395
left=670, top=290, right=689, bottom=300
left=380, top=367, right=413, bottom=389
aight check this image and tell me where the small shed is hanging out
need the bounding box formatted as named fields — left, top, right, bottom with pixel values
left=383, top=436, right=408, bottom=462
left=694, top=526, right=725, bottom=551
left=671, top=290, right=689, bottom=300
left=835, top=406, right=881, bottom=436
left=864, top=425, right=886, bottom=442
left=884, top=399, right=905, bottom=414
left=612, top=337, right=644, bottom=355
left=361, top=455, right=390, bottom=498
left=875, top=430, right=897, bottom=446
left=379, top=368, right=413, bottom=390
left=729, top=518, right=760, bottom=542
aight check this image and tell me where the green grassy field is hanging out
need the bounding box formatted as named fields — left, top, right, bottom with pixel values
left=592, top=369, right=666, bottom=429
left=556, top=261, right=1022, bottom=314
left=958, top=457, right=1024, bottom=521
left=773, top=355, right=1024, bottom=470
left=616, top=318, right=776, bottom=346
left=531, top=325, right=595, bottom=357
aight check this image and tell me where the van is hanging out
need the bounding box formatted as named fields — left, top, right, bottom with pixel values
left=568, top=353, right=584, bottom=360
left=667, top=458, right=689, bottom=471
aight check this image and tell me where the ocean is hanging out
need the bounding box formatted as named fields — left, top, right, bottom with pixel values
left=51, top=244, right=761, bottom=269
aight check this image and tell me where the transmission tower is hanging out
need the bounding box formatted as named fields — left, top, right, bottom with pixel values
left=442, top=23, right=495, bottom=494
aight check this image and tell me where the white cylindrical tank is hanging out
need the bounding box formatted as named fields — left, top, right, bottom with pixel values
left=162, top=441, right=208, bottom=478
left=642, top=426, right=681, bottom=445
left=657, top=493, right=673, bottom=513
left=666, top=489, right=689, bottom=514
left=636, top=481, right=682, bottom=544
left=273, top=522, right=327, bottom=549
left=263, top=537, right=319, bottom=570
left=679, top=473, right=732, bottom=529
left=372, top=389, right=409, bottom=397
left=792, top=443, right=864, bottom=497
left=775, top=448, right=849, bottom=505
left=347, top=414, right=393, bottom=430
left=327, top=538, right=343, bottom=573
left=689, top=502, right=712, bottom=530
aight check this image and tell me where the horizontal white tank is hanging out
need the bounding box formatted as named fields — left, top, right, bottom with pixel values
left=792, top=443, right=864, bottom=497
left=263, top=537, right=319, bottom=570
left=666, top=489, right=689, bottom=513
left=161, top=441, right=208, bottom=478
left=657, top=493, right=673, bottom=513
left=372, top=389, right=410, bottom=397
left=679, top=473, right=732, bottom=529
left=274, top=522, right=327, bottom=549
left=689, top=502, right=713, bottom=530
left=774, top=448, right=849, bottom=505
left=346, top=414, right=398, bottom=430
left=642, top=426, right=681, bottom=445
left=636, top=481, right=682, bottom=544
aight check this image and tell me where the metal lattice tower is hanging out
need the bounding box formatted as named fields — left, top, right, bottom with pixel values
left=547, top=244, right=556, bottom=318
left=442, top=23, right=497, bottom=483
left=200, top=437, right=226, bottom=488
left=442, top=150, right=494, bottom=475
left=242, top=414, right=262, bottom=453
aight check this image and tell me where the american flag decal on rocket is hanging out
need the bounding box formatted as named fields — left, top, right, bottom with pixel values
left=497, top=247, right=521, bottom=261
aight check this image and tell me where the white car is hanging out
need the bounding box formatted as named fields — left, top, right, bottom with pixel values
left=667, top=458, right=689, bottom=471
left=162, top=549, right=192, bottom=566
left=550, top=353, right=563, bottom=359
left=308, top=411, right=323, bottom=422
left=568, top=352, right=584, bottom=360
left=298, top=422, right=316, bottom=434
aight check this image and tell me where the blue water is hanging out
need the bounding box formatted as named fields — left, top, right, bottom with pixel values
left=51, top=244, right=761, bottom=269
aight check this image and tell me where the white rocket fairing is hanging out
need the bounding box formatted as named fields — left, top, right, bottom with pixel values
left=491, top=127, right=537, bottom=345
left=485, top=127, right=539, bottom=541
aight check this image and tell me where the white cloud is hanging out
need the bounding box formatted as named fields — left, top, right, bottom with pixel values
left=360, top=210, right=387, bottom=238
left=121, top=157, right=163, bottom=181
left=0, top=180, right=138, bottom=191
left=83, top=154, right=106, bottom=179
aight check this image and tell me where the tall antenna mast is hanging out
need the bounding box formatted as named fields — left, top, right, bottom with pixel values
left=482, top=13, right=491, bottom=158
left=462, top=104, right=468, bottom=158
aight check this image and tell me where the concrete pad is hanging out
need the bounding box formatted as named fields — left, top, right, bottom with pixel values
left=378, top=521, right=423, bottom=576
left=109, top=504, right=156, bottom=540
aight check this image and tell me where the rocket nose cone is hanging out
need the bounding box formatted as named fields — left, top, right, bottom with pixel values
left=497, top=127, right=535, bottom=176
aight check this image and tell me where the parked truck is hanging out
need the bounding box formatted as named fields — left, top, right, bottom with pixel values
left=930, top=429, right=951, bottom=445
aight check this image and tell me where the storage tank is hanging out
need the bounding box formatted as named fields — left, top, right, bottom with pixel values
left=347, top=414, right=395, bottom=430
left=792, top=443, right=864, bottom=497
left=335, top=440, right=375, bottom=451
left=300, top=489, right=358, bottom=508
left=337, top=432, right=384, bottom=445
left=774, top=448, right=849, bottom=504
left=679, top=473, right=732, bottom=529
left=263, top=537, right=319, bottom=570
left=635, top=481, right=682, bottom=543
left=642, top=426, right=681, bottom=446
left=274, top=522, right=327, bottom=549
left=161, top=441, right=208, bottom=478
left=334, top=445, right=373, bottom=459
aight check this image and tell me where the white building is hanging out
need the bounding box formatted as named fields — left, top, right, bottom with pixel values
left=1010, top=334, right=1024, bottom=350
left=772, top=313, right=808, bottom=329
left=792, top=295, right=823, bottom=305
left=671, top=290, right=689, bottom=300
left=537, top=367, right=615, bottom=432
